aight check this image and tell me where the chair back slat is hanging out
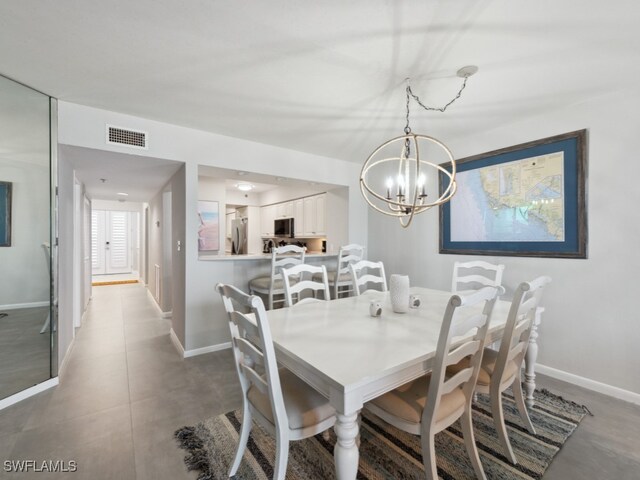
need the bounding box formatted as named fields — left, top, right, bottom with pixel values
left=217, top=283, right=289, bottom=432
left=451, top=312, right=485, bottom=339
left=421, top=286, right=498, bottom=429
left=492, top=276, right=551, bottom=384
left=350, top=260, right=387, bottom=295
left=330, top=244, right=365, bottom=298
left=231, top=311, right=259, bottom=339
left=271, top=245, right=306, bottom=281
left=337, top=244, right=365, bottom=273
left=506, top=342, right=527, bottom=363
left=441, top=368, right=473, bottom=395
left=236, top=336, right=265, bottom=367
left=282, top=263, right=330, bottom=307
left=241, top=364, right=269, bottom=394
left=452, top=260, right=505, bottom=293
left=446, top=339, right=481, bottom=367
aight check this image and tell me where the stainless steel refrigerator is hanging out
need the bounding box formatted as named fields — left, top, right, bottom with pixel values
left=231, top=218, right=248, bottom=254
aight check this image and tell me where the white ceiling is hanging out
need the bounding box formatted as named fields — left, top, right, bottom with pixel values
left=60, top=145, right=183, bottom=202
left=1, top=1, right=638, bottom=163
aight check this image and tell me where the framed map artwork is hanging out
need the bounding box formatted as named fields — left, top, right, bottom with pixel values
left=439, top=130, right=587, bottom=258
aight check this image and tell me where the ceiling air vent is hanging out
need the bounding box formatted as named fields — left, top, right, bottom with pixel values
left=106, top=125, right=148, bottom=150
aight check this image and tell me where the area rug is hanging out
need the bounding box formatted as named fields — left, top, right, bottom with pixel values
left=175, top=388, right=589, bottom=480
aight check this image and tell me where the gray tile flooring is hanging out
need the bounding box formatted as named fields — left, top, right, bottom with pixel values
left=0, top=306, right=51, bottom=399
left=1, top=282, right=639, bottom=479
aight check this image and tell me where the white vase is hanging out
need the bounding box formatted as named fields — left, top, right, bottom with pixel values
left=390, top=274, right=410, bottom=313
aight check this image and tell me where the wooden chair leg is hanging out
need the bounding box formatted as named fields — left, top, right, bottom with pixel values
left=273, top=432, right=290, bottom=480
left=490, top=386, right=517, bottom=464
left=420, top=432, right=438, bottom=480
left=512, top=374, right=536, bottom=434
left=229, top=405, right=252, bottom=477
left=460, top=406, right=487, bottom=480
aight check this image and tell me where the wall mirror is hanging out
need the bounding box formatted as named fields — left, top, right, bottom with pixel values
left=0, top=74, right=56, bottom=400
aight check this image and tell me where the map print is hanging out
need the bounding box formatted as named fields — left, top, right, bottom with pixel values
left=450, top=152, right=564, bottom=242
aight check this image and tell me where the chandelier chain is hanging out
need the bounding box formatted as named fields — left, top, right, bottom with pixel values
left=404, top=74, right=470, bottom=135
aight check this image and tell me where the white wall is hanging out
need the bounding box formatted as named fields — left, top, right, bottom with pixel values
left=0, top=161, right=50, bottom=307
left=58, top=102, right=368, bottom=353
left=369, top=88, right=640, bottom=396
left=57, top=154, right=75, bottom=367
left=147, top=186, right=169, bottom=311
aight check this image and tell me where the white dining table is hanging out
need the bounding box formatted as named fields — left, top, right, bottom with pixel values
left=265, top=286, right=543, bottom=480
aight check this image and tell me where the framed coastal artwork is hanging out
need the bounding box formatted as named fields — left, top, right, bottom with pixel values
left=0, top=181, right=12, bottom=247
left=197, top=200, right=220, bottom=252
left=439, top=129, right=587, bottom=258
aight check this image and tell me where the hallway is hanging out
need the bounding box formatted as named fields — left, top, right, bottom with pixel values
left=0, top=283, right=240, bottom=479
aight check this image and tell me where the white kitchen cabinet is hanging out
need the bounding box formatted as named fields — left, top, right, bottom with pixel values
left=315, top=194, right=326, bottom=234
left=275, top=201, right=293, bottom=219
left=294, top=199, right=304, bottom=237
left=260, top=204, right=275, bottom=237
left=302, top=193, right=326, bottom=237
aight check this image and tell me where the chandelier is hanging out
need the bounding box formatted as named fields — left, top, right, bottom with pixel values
left=360, top=66, right=477, bottom=228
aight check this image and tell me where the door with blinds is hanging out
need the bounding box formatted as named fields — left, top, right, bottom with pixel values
left=92, top=210, right=131, bottom=275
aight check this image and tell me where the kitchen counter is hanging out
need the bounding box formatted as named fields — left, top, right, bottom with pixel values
left=199, top=252, right=337, bottom=261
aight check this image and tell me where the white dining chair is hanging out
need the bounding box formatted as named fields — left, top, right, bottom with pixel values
left=452, top=260, right=505, bottom=293
left=365, top=286, right=499, bottom=480
left=448, top=275, right=551, bottom=464
left=350, top=260, right=387, bottom=295
left=249, top=245, right=305, bottom=310
left=281, top=263, right=330, bottom=307
left=325, top=244, right=365, bottom=298
left=216, top=283, right=337, bottom=480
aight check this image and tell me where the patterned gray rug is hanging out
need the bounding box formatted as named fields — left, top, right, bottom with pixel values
left=175, top=388, right=589, bottom=480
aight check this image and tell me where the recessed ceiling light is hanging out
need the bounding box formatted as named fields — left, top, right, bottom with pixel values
left=235, top=183, right=254, bottom=192
left=117, top=192, right=129, bottom=196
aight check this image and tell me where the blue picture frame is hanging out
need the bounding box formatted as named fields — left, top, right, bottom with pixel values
left=0, top=181, right=12, bottom=247
left=439, top=130, right=587, bottom=258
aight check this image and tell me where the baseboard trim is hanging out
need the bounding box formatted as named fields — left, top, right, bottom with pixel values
left=169, top=328, right=185, bottom=357
left=58, top=335, right=77, bottom=377
left=146, top=289, right=171, bottom=318
left=183, top=342, right=232, bottom=358
left=0, top=377, right=59, bottom=411
left=0, top=301, right=49, bottom=311
left=536, top=363, right=640, bottom=406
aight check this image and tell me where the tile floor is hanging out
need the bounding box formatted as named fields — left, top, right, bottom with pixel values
left=1, top=283, right=639, bottom=479
left=0, top=306, right=51, bottom=399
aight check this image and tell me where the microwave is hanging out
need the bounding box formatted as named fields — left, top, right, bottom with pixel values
left=274, top=217, right=294, bottom=237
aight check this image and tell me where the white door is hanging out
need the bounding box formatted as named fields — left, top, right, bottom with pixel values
left=92, top=210, right=132, bottom=275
